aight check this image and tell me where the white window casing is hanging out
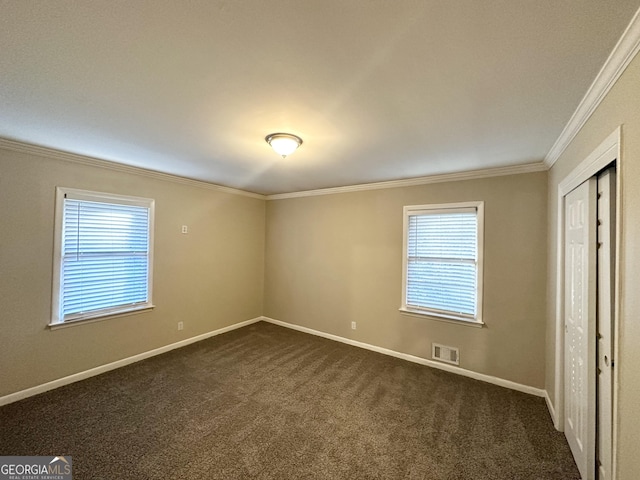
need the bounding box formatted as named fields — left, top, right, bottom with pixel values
left=50, top=187, right=155, bottom=326
left=400, top=201, right=484, bottom=326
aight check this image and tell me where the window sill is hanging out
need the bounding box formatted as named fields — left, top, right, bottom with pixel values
left=398, top=308, right=484, bottom=328
left=48, top=305, right=155, bottom=330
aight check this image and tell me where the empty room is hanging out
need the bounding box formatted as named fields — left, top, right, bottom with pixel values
left=2, top=1, right=640, bottom=479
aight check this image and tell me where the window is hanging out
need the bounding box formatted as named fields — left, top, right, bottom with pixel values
left=401, top=201, right=484, bottom=325
left=51, top=188, right=155, bottom=325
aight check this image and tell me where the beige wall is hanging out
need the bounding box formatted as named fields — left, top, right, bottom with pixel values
left=546, top=53, right=640, bottom=478
left=265, top=172, right=548, bottom=388
left=0, top=148, right=265, bottom=397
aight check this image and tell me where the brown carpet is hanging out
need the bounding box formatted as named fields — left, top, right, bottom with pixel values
left=0, top=321, right=579, bottom=479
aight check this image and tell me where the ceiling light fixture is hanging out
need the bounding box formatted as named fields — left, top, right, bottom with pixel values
left=265, top=133, right=303, bottom=158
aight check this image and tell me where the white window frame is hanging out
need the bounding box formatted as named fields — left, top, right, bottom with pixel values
left=50, top=187, right=155, bottom=327
left=400, top=201, right=484, bottom=326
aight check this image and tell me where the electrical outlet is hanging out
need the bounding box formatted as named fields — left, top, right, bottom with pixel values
left=181, top=225, right=188, bottom=234
left=178, top=321, right=184, bottom=331
left=351, top=321, right=357, bottom=330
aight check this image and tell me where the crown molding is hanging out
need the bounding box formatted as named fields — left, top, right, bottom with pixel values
left=1, top=137, right=546, bottom=201
left=266, top=162, right=547, bottom=200
left=0, top=138, right=266, bottom=200
left=544, top=7, right=640, bottom=168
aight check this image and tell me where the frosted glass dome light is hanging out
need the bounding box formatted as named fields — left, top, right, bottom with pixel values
left=265, top=133, right=303, bottom=158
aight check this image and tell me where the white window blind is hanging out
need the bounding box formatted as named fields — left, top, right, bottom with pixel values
left=52, top=188, right=154, bottom=325
left=402, top=202, right=483, bottom=324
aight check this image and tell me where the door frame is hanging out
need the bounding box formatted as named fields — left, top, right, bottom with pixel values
left=553, top=126, right=622, bottom=477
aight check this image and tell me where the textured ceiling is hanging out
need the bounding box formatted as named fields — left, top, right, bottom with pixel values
left=1, top=1, right=639, bottom=194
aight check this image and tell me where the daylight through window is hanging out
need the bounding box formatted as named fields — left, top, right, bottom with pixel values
left=51, top=188, right=154, bottom=325
left=401, top=202, right=484, bottom=324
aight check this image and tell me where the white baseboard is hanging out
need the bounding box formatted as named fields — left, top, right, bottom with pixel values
left=261, top=316, right=547, bottom=398
left=545, top=390, right=561, bottom=431
left=0, top=316, right=262, bottom=407
left=2, top=316, right=551, bottom=409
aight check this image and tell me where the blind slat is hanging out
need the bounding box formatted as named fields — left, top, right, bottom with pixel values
left=60, top=198, right=151, bottom=319
left=406, top=210, right=478, bottom=317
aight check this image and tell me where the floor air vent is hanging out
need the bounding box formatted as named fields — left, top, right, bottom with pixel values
left=432, top=343, right=460, bottom=365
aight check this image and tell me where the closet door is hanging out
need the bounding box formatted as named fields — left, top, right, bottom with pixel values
left=564, top=177, right=597, bottom=480
left=596, top=168, right=616, bottom=480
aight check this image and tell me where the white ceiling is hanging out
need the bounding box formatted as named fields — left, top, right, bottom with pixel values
left=1, top=1, right=639, bottom=195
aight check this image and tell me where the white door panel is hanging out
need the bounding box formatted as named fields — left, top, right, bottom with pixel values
left=564, top=177, right=597, bottom=480
left=597, top=168, right=615, bottom=480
